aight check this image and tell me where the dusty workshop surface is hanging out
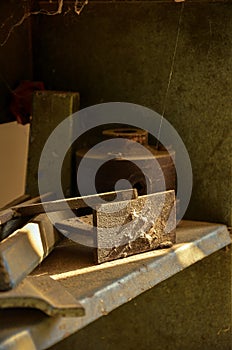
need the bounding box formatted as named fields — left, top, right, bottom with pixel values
left=0, top=220, right=230, bottom=350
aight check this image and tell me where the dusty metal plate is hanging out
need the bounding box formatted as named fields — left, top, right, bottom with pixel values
left=0, top=189, right=137, bottom=291
left=0, top=275, right=84, bottom=317
left=0, top=214, right=61, bottom=291
left=55, top=188, right=138, bottom=247
left=94, top=190, right=176, bottom=263
left=56, top=215, right=95, bottom=247
left=0, top=330, right=37, bottom=350
left=57, top=190, right=175, bottom=263
left=0, top=221, right=230, bottom=350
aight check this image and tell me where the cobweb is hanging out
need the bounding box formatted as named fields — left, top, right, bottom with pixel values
left=0, top=0, right=88, bottom=47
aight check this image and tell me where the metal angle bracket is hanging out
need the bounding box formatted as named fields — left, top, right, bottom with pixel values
left=0, top=275, right=85, bottom=317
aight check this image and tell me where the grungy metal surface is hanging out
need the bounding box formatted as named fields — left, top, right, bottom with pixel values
left=50, top=243, right=232, bottom=350
left=57, top=190, right=176, bottom=263
left=94, top=190, right=176, bottom=263
left=76, top=148, right=176, bottom=197
left=0, top=214, right=61, bottom=291
left=0, top=221, right=230, bottom=350
left=0, top=331, right=37, bottom=350
left=0, top=275, right=84, bottom=317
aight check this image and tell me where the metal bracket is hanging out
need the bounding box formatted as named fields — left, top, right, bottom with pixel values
left=0, top=275, right=84, bottom=317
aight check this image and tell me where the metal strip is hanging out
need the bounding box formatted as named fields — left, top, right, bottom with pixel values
left=11, top=189, right=137, bottom=217
left=0, top=275, right=85, bottom=317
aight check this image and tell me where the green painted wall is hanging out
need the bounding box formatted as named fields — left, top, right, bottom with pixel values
left=165, top=2, right=232, bottom=226
left=32, top=0, right=232, bottom=226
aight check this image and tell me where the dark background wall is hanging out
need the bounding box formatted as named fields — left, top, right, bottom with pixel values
left=32, top=0, right=232, bottom=226
left=0, top=0, right=32, bottom=123
left=0, top=0, right=231, bottom=224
